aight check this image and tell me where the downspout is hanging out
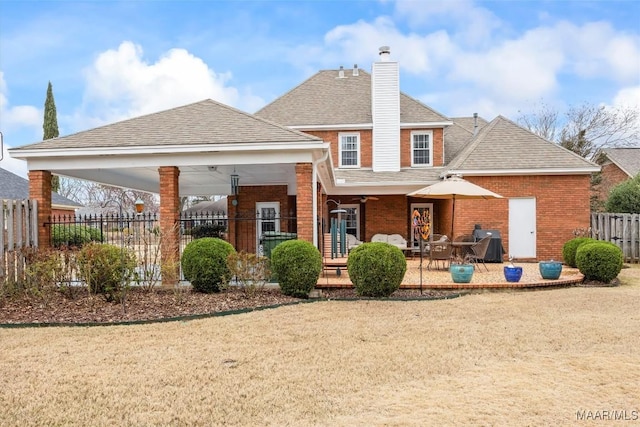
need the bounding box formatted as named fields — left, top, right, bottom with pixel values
left=312, top=148, right=330, bottom=248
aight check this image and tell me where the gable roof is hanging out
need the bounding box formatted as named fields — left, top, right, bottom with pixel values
left=444, top=117, right=490, bottom=164
left=14, top=99, right=322, bottom=151
left=601, top=148, right=640, bottom=177
left=255, top=69, right=451, bottom=127
left=0, top=167, right=82, bottom=209
left=446, top=115, right=600, bottom=175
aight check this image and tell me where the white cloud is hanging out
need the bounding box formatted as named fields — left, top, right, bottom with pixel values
left=76, top=41, right=256, bottom=128
left=0, top=71, right=42, bottom=133
left=612, top=86, right=640, bottom=108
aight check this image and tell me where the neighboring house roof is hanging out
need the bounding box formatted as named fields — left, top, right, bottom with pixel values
left=255, top=69, right=451, bottom=127
left=601, top=148, right=640, bottom=177
left=184, top=198, right=228, bottom=215
left=0, top=167, right=82, bottom=209
left=15, top=99, right=322, bottom=151
left=446, top=116, right=600, bottom=175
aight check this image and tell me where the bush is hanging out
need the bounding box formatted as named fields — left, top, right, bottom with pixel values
left=76, top=243, right=137, bottom=303
left=575, top=241, right=623, bottom=283
left=190, top=224, right=226, bottom=239
left=270, top=240, right=322, bottom=298
left=605, top=174, right=640, bottom=213
left=562, top=237, right=595, bottom=268
left=347, top=242, right=406, bottom=297
left=181, top=238, right=236, bottom=293
left=52, top=224, right=103, bottom=248
left=227, top=252, right=270, bottom=297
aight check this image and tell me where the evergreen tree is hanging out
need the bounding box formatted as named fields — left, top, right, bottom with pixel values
left=43, top=81, right=60, bottom=191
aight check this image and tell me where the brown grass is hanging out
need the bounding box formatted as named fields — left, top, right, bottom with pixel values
left=1, top=266, right=639, bottom=426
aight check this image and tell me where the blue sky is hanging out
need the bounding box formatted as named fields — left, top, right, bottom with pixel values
left=1, top=0, right=639, bottom=178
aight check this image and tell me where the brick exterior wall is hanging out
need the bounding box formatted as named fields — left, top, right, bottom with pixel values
left=592, top=162, right=630, bottom=211
left=158, top=166, right=180, bottom=285
left=400, top=128, right=444, bottom=167
left=295, top=163, right=314, bottom=242
left=227, top=184, right=291, bottom=253
left=28, top=170, right=52, bottom=248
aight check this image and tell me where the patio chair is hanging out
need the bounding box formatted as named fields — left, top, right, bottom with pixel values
left=453, top=234, right=474, bottom=259
left=427, top=237, right=453, bottom=270
left=467, top=235, right=492, bottom=271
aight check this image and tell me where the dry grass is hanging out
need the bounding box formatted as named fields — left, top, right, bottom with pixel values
left=1, top=266, right=639, bottom=426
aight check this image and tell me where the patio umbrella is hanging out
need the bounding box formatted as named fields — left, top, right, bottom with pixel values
left=407, top=176, right=503, bottom=238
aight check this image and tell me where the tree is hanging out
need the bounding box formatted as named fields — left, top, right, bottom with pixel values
left=517, top=102, right=639, bottom=160
left=43, top=81, right=60, bottom=192
left=605, top=174, right=640, bottom=214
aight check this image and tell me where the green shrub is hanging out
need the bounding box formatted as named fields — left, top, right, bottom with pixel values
left=347, top=242, right=406, bottom=297
left=181, top=237, right=236, bottom=293
left=270, top=240, right=322, bottom=298
left=562, top=237, right=595, bottom=268
left=575, top=241, right=623, bottom=283
left=190, top=224, right=226, bottom=239
left=76, top=243, right=137, bottom=303
left=52, top=224, right=103, bottom=248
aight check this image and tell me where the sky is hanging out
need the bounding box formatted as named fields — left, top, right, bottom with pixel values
left=1, top=0, right=639, bottom=178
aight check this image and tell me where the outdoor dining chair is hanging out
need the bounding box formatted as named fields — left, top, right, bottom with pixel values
left=427, top=236, right=453, bottom=270
left=467, top=235, right=492, bottom=271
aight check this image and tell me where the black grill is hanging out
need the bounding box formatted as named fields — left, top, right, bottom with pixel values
left=473, top=229, right=504, bottom=263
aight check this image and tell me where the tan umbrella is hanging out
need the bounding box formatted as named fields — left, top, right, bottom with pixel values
left=407, top=176, right=503, bottom=237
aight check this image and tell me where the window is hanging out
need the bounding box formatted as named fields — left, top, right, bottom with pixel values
left=339, top=133, right=360, bottom=168
left=341, top=204, right=360, bottom=239
left=412, top=131, right=433, bottom=166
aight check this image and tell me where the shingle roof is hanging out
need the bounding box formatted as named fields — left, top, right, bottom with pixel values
left=334, top=167, right=445, bottom=186
left=447, top=115, right=599, bottom=171
left=183, top=198, right=228, bottom=215
left=0, top=168, right=82, bottom=208
left=255, top=69, right=450, bottom=126
left=15, top=99, right=322, bottom=150
left=443, top=117, right=490, bottom=164
left=602, top=148, right=640, bottom=177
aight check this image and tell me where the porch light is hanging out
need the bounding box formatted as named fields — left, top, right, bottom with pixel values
left=230, top=173, right=240, bottom=196
left=134, top=198, right=145, bottom=214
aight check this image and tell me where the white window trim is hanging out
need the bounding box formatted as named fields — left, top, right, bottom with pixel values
left=338, top=132, right=360, bottom=168
left=340, top=204, right=360, bottom=240
left=411, top=130, right=433, bottom=167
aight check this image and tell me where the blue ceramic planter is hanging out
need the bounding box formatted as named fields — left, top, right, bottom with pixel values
left=450, top=264, right=474, bottom=283
left=503, top=266, right=523, bottom=282
left=539, top=261, right=562, bottom=280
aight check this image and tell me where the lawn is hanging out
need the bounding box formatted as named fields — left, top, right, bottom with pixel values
left=1, top=266, right=639, bottom=426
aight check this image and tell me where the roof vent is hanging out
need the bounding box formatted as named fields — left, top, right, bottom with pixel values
left=353, top=64, right=359, bottom=76
left=338, top=65, right=345, bottom=78
left=473, top=113, right=479, bottom=137
left=379, top=46, right=391, bottom=61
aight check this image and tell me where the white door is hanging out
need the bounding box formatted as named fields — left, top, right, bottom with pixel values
left=340, top=204, right=360, bottom=239
left=256, top=202, right=280, bottom=255
left=509, top=198, right=536, bottom=258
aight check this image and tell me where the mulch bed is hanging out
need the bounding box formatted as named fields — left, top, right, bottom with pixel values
left=0, top=286, right=461, bottom=325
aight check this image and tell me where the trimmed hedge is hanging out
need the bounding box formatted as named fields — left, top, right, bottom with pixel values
left=271, top=240, right=322, bottom=298
left=181, top=238, right=236, bottom=293
left=562, top=237, right=595, bottom=268
left=52, top=224, right=103, bottom=248
left=347, top=242, right=406, bottom=297
left=575, top=241, right=623, bottom=283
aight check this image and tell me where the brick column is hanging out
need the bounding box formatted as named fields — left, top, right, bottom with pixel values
left=28, top=170, right=52, bottom=248
left=159, top=166, right=180, bottom=286
left=295, top=163, right=313, bottom=242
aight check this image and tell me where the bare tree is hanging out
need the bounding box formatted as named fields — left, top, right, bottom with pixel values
left=518, top=102, right=639, bottom=160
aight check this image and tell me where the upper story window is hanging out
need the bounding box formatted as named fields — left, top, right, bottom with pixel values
left=411, top=131, right=433, bottom=167
left=339, top=133, right=360, bottom=168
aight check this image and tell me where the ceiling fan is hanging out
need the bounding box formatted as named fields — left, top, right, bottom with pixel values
left=352, top=195, right=380, bottom=203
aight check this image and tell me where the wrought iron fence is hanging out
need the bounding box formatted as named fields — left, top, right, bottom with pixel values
left=46, top=210, right=298, bottom=283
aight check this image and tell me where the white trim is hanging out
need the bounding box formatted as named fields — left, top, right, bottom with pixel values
left=9, top=141, right=329, bottom=159
left=410, top=130, right=433, bottom=167
left=338, top=132, right=360, bottom=168
left=401, top=122, right=453, bottom=128
left=443, top=167, right=601, bottom=177
left=291, top=123, right=373, bottom=131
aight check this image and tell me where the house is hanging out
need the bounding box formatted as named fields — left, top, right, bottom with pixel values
left=0, top=167, right=82, bottom=216
left=9, top=46, right=599, bottom=284
left=593, top=148, right=640, bottom=210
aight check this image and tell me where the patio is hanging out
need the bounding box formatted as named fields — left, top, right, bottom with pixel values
left=318, top=261, right=583, bottom=290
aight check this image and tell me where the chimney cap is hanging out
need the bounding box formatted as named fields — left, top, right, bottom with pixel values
left=379, top=46, right=390, bottom=54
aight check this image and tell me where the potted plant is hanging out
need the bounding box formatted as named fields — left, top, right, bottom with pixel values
left=503, top=257, right=523, bottom=282
left=449, top=255, right=474, bottom=283
left=539, top=259, right=563, bottom=280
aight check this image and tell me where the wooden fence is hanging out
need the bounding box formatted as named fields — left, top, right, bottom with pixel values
left=1, top=199, right=39, bottom=284
left=590, top=213, right=640, bottom=263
